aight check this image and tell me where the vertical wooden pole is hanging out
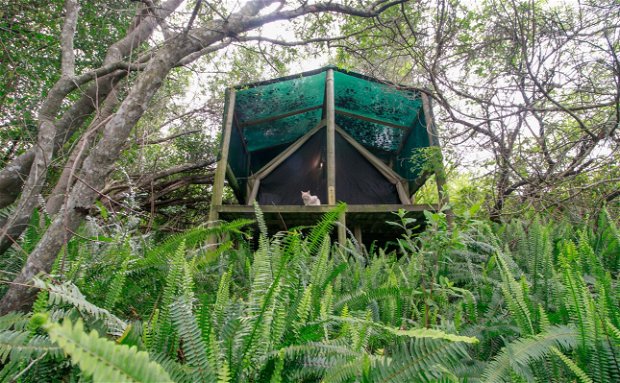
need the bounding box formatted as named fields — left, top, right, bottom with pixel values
left=421, top=92, right=453, bottom=225
left=326, top=69, right=336, bottom=206
left=338, top=211, right=346, bottom=244
left=353, top=225, right=362, bottom=245
left=208, top=89, right=236, bottom=238
left=326, top=69, right=346, bottom=243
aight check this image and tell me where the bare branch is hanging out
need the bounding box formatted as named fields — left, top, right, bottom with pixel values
left=60, top=0, right=79, bottom=78
left=139, top=129, right=203, bottom=145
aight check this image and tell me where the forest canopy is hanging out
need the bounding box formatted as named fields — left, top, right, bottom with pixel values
left=0, top=0, right=618, bottom=381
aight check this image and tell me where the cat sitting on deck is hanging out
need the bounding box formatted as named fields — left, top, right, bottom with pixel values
left=301, top=191, right=321, bottom=206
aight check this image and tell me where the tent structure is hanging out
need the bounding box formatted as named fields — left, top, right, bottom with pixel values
left=209, top=66, right=447, bottom=245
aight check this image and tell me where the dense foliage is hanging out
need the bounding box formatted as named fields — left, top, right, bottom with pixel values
left=0, top=203, right=618, bottom=382
left=1, top=1, right=618, bottom=380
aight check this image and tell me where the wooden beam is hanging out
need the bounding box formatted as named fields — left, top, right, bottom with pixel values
left=396, top=182, right=412, bottom=205
left=216, top=204, right=437, bottom=214
left=247, top=178, right=260, bottom=206
left=250, top=120, right=326, bottom=183
left=225, top=164, right=239, bottom=191
left=232, top=113, right=249, bottom=155
left=208, top=89, right=236, bottom=246
left=326, top=69, right=336, bottom=205
left=335, top=109, right=411, bottom=131
left=239, top=105, right=322, bottom=127
left=209, top=89, right=236, bottom=219
left=335, top=126, right=405, bottom=185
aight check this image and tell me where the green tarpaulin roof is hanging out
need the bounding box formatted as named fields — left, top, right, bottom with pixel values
left=224, top=66, right=432, bottom=201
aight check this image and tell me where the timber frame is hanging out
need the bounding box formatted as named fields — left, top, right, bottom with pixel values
left=208, top=68, right=450, bottom=246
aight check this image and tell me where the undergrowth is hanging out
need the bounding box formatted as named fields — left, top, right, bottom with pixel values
left=0, top=204, right=618, bottom=382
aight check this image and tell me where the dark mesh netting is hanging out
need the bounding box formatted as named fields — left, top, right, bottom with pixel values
left=257, top=129, right=327, bottom=205
left=257, top=129, right=399, bottom=205
left=227, top=66, right=433, bottom=203
left=334, top=132, right=399, bottom=204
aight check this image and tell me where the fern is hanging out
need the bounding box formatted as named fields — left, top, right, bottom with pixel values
left=0, top=312, right=30, bottom=331
left=170, top=295, right=214, bottom=381
left=482, top=324, right=579, bottom=383
left=213, top=268, right=232, bottom=328
left=104, top=256, right=130, bottom=310
left=151, top=240, right=190, bottom=354
left=550, top=346, right=594, bottom=383
left=495, top=252, right=535, bottom=335
left=328, top=315, right=478, bottom=344
left=0, top=330, right=61, bottom=363
left=595, top=207, right=620, bottom=273
left=132, top=219, right=252, bottom=273
left=33, top=278, right=127, bottom=336
left=46, top=318, right=173, bottom=382
left=305, top=202, right=346, bottom=256
left=371, top=337, right=471, bottom=382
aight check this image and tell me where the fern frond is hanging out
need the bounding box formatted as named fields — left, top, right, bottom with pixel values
left=269, top=350, right=285, bottom=383
left=550, top=346, right=593, bottom=383
left=170, top=295, right=214, bottom=382
left=253, top=201, right=268, bottom=238
left=150, top=352, right=194, bottom=383
left=0, top=312, right=30, bottom=331
left=321, top=357, right=368, bottom=383
left=0, top=330, right=61, bottom=363
left=46, top=318, right=173, bottom=382
left=34, top=278, right=127, bottom=335
left=152, top=240, right=190, bottom=354
left=213, top=269, right=232, bottom=327
left=305, top=203, right=346, bottom=256
left=309, top=235, right=331, bottom=292
left=482, top=324, right=579, bottom=383
left=328, top=316, right=478, bottom=344
left=495, top=252, right=534, bottom=335
left=104, top=256, right=130, bottom=310
left=372, top=337, right=471, bottom=383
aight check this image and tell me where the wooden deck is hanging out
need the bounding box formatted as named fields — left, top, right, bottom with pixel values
left=216, top=204, right=437, bottom=245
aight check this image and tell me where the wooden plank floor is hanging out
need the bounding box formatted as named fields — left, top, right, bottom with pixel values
left=216, top=204, right=437, bottom=214
left=216, top=204, right=436, bottom=244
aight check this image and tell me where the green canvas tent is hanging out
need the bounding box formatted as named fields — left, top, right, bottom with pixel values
left=209, top=66, right=446, bottom=244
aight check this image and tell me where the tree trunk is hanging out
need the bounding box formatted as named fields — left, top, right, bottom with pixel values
left=0, top=37, right=188, bottom=314
left=46, top=89, right=119, bottom=215
left=0, top=0, right=184, bottom=211
left=0, top=0, right=185, bottom=256
left=0, top=0, right=404, bottom=314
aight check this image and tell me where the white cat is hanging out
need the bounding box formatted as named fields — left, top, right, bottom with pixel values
left=301, top=191, right=321, bottom=206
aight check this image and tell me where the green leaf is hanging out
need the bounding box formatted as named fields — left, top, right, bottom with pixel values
left=46, top=319, right=173, bottom=383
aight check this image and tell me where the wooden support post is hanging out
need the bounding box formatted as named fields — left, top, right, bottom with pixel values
left=247, top=179, right=260, bottom=206
left=208, top=89, right=236, bottom=241
left=353, top=225, right=363, bottom=245
left=338, top=211, right=346, bottom=245
left=421, top=92, right=452, bottom=225
left=326, top=69, right=336, bottom=206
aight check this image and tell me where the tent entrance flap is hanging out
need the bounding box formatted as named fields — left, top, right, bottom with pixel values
left=257, top=128, right=327, bottom=205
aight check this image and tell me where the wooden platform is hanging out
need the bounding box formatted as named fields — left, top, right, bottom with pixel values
left=215, top=204, right=437, bottom=246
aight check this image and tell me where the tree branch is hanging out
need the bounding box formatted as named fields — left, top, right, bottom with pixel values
left=60, top=0, right=79, bottom=78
